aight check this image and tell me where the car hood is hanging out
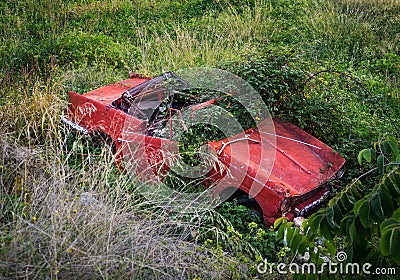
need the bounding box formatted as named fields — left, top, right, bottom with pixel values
left=209, top=117, right=346, bottom=196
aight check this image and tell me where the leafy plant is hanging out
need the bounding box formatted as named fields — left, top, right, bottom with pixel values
left=359, top=134, right=400, bottom=175
left=219, top=200, right=283, bottom=263
left=274, top=135, right=400, bottom=279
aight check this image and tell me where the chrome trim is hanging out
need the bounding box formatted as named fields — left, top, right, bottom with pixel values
left=217, top=135, right=259, bottom=155
left=61, top=116, right=88, bottom=134
left=295, top=189, right=331, bottom=216
left=259, top=131, right=322, bottom=150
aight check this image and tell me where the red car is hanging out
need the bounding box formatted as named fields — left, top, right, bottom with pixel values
left=63, top=72, right=345, bottom=225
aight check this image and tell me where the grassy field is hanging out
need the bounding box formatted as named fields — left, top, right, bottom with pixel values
left=1, top=0, right=399, bottom=278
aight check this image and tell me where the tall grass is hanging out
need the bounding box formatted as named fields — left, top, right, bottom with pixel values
left=134, top=1, right=275, bottom=74
left=0, top=69, right=65, bottom=146
left=301, top=0, right=400, bottom=61
left=0, top=108, right=256, bottom=279
left=2, top=0, right=398, bottom=76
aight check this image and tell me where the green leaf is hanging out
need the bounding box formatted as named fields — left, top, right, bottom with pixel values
left=291, top=230, right=303, bottom=252
left=380, top=228, right=392, bottom=256
left=348, top=195, right=357, bottom=205
left=345, top=246, right=354, bottom=263
left=286, top=227, right=295, bottom=246
left=393, top=208, right=400, bottom=219
left=380, top=218, right=399, bottom=232
left=384, top=172, right=400, bottom=199
left=319, top=219, right=333, bottom=240
left=353, top=198, right=365, bottom=213
left=349, top=182, right=364, bottom=200
left=326, top=208, right=335, bottom=228
left=358, top=149, right=372, bottom=165
left=309, top=249, right=320, bottom=263
left=306, top=214, right=323, bottom=236
left=326, top=205, right=339, bottom=229
left=387, top=136, right=399, bottom=160
left=339, top=194, right=353, bottom=212
left=298, top=240, right=309, bottom=255
left=333, top=202, right=343, bottom=223
left=393, top=172, right=400, bottom=188
left=340, top=215, right=354, bottom=235
left=349, top=220, right=356, bottom=243
left=325, top=239, right=336, bottom=256
left=379, top=189, right=394, bottom=217
left=274, top=216, right=287, bottom=229
left=371, top=192, right=385, bottom=221
left=381, top=141, right=392, bottom=157
left=357, top=200, right=371, bottom=228
left=381, top=138, right=399, bottom=161
left=377, top=154, right=384, bottom=175
left=380, top=225, right=400, bottom=263
left=353, top=217, right=367, bottom=245
left=301, top=218, right=309, bottom=232
left=277, top=223, right=286, bottom=240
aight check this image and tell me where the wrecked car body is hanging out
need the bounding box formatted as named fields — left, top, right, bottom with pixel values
left=64, top=72, right=345, bottom=225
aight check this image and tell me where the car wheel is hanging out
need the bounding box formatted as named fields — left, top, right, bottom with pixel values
left=237, top=195, right=264, bottom=223
left=90, top=131, right=116, bottom=154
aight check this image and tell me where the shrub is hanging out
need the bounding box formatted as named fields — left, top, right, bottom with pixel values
left=218, top=200, right=284, bottom=263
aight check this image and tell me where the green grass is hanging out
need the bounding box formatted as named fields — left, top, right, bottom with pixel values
left=0, top=0, right=399, bottom=278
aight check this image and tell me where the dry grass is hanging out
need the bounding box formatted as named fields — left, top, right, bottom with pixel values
left=0, top=68, right=65, bottom=147
left=0, top=77, right=255, bottom=278
left=0, top=131, right=254, bottom=279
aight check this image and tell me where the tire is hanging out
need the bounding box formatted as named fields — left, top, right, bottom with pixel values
left=237, top=195, right=264, bottom=223
left=90, top=131, right=116, bottom=154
